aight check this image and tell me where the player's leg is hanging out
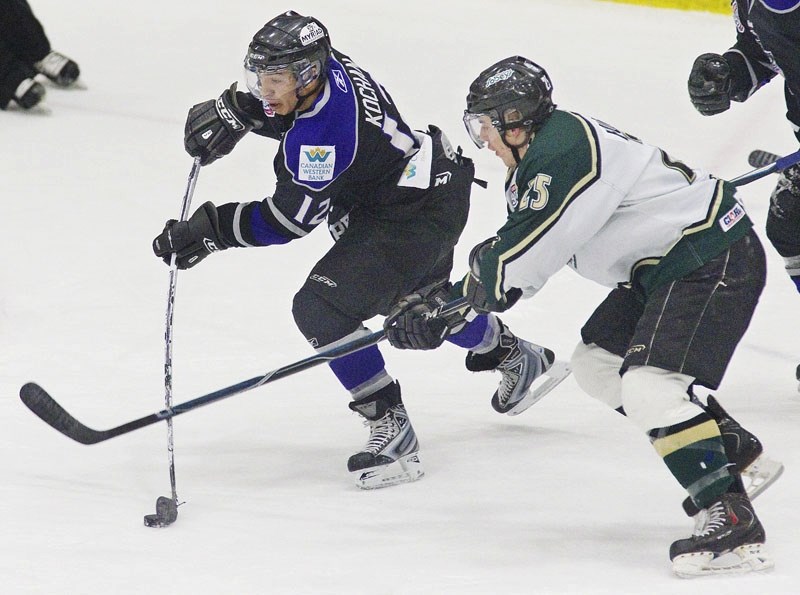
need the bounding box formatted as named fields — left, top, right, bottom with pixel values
left=765, top=164, right=800, bottom=390
left=292, top=269, right=422, bottom=490
left=571, top=286, right=644, bottom=413
left=573, top=280, right=781, bottom=504
left=622, top=230, right=773, bottom=576
left=290, top=193, right=473, bottom=489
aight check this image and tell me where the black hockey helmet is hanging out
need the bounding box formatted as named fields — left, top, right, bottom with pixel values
left=463, top=56, right=555, bottom=148
left=244, top=11, right=331, bottom=98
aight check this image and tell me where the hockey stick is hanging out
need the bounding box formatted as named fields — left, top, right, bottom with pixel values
left=144, top=156, right=201, bottom=527
left=20, top=298, right=473, bottom=445
left=729, top=148, right=800, bottom=187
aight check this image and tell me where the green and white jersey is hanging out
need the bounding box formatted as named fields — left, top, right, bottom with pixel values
left=476, top=110, right=752, bottom=308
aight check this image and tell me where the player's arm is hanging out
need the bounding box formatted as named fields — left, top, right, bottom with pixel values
left=218, top=179, right=332, bottom=246
left=152, top=177, right=331, bottom=269
left=454, top=196, right=591, bottom=313
left=723, top=27, right=779, bottom=102
left=755, top=13, right=800, bottom=139
left=688, top=16, right=778, bottom=115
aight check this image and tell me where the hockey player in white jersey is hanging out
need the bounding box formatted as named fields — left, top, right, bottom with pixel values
left=384, top=56, right=776, bottom=577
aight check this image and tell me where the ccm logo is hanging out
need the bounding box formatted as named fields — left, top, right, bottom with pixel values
left=215, top=97, right=244, bottom=131
left=310, top=274, right=337, bottom=287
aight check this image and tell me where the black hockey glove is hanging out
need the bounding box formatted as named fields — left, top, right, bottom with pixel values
left=384, top=282, right=467, bottom=350
left=152, top=201, right=229, bottom=269
left=184, top=83, right=264, bottom=166
left=461, top=238, right=521, bottom=313
left=688, top=53, right=732, bottom=116
left=384, top=294, right=450, bottom=350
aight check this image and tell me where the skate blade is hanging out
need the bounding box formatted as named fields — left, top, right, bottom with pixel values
left=12, top=102, right=52, bottom=116
left=506, top=360, right=572, bottom=416
left=352, top=452, right=424, bottom=490
left=743, top=454, right=785, bottom=500
left=672, top=543, right=774, bottom=578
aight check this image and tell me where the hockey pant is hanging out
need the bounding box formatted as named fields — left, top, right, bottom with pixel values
left=571, top=231, right=766, bottom=507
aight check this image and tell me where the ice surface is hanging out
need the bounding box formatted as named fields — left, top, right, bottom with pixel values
left=1, top=1, right=798, bottom=593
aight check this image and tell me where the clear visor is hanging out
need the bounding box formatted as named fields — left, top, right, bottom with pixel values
left=244, top=64, right=291, bottom=101
left=463, top=111, right=498, bottom=149
left=463, top=107, right=526, bottom=148
left=243, top=56, right=318, bottom=101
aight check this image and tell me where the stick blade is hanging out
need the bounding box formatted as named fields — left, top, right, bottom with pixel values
left=20, top=382, right=106, bottom=445
left=748, top=150, right=780, bottom=168
left=144, top=496, right=179, bottom=528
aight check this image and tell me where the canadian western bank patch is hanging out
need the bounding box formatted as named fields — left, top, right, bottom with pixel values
left=299, top=145, right=336, bottom=182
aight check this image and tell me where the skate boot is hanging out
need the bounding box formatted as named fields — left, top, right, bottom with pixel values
left=347, top=382, right=423, bottom=489
left=466, top=323, right=556, bottom=416
left=34, top=51, right=80, bottom=86
left=13, top=78, right=46, bottom=110
left=670, top=492, right=773, bottom=577
left=682, top=395, right=783, bottom=516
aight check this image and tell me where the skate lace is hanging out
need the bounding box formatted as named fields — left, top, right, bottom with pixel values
left=363, top=412, right=399, bottom=454
left=695, top=501, right=727, bottom=537
left=497, top=369, right=518, bottom=404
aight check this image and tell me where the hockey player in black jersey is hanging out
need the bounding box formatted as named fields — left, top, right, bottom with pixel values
left=152, top=11, right=555, bottom=490
left=688, top=0, right=800, bottom=387
left=0, top=0, right=80, bottom=110
left=385, top=55, right=776, bottom=576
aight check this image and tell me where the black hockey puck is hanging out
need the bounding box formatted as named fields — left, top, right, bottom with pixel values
left=143, top=496, right=178, bottom=528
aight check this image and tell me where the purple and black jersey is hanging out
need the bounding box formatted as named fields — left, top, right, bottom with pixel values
left=217, top=49, right=426, bottom=248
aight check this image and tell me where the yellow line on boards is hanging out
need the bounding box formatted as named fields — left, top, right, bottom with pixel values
left=600, top=0, right=730, bottom=14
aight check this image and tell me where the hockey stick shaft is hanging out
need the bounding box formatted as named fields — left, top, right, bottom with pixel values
left=163, top=156, right=201, bottom=502
left=20, top=297, right=469, bottom=445
left=730, top=149, right=800, bottom=187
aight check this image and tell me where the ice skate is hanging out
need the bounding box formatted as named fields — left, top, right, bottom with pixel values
left=466, top=324, right=557, bottom=416
left=347, top=382, right=423, bottom=489
left=683, top=395, right=783, bottom=517
left=670, top=492, right=773, bottom=578
left=12, top=78, right=46, bottom=110
left=34, top=51, right=80, bottom=86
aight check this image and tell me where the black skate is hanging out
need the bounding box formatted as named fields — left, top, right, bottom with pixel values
left=682, top=395, right=783, bottom=517
left=13, top=78, right=46, bottom=109
left=670, top=492, right=772, bottom=577
left=347, top=382, right=423, bottom=489
left=34, top=51, right=80, bottom=86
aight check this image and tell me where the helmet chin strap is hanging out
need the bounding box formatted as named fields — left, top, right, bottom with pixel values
left=501, top=128, right=533, bottom=165
left=292, top=77, right=323, bottom=113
